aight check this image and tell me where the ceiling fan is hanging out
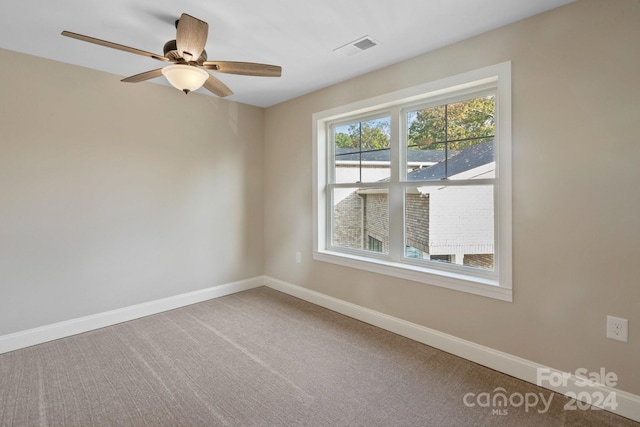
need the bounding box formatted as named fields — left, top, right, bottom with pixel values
left=61, top=13, right=282, bottom=96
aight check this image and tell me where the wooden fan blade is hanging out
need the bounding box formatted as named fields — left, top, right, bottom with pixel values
left=121, top=69, right=164, bottom=83
left=202, top=61, right=282, bottom=77
left=176, top=14, right=208, bottom=62
left=61, top=31, right=169, bottom=62
left=203, top=74, right=233, bottom=97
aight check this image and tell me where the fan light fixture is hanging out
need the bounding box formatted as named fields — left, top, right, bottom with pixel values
left=161, top=64, right=209, bottom=94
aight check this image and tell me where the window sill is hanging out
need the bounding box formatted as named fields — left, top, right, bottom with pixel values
left=314, top=250, right=512, bottom=302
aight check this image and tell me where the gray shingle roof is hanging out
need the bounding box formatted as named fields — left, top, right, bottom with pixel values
left=335, top=148, right=457, bottom=163
left=406, top=140, right=494, bottom=180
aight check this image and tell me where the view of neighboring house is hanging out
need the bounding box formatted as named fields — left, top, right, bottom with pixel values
left=333, top=141, right=495, bottom=270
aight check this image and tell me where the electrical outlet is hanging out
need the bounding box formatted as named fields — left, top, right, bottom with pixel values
left=606, top=316, right=628, bottom=342
left=295, top=251, right=302, bottom=264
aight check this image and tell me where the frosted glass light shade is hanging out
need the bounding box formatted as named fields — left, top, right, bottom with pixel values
left=161, top=64, right=209, bottom=94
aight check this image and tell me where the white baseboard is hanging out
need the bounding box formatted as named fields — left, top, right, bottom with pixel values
left=264, top=276, right=640, bottom=423
left=0, top=276, right=264, bottom=355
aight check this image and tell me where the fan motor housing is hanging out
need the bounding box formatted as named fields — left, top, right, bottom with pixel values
left=163, top=39, right=207, bottom=64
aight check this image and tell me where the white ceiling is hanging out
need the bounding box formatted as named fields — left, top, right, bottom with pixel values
left=1, top=0, right=573, bottom=107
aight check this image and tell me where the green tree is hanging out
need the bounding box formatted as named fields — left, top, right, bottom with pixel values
left=335, top=132, right=352, bottom=148
left=335, top=119, right=390, bottom=150
left=408, top=96, right=494, bottom=150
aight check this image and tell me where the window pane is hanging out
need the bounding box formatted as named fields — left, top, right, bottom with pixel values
left=332, top=187, right=389, bottom=254
left=334, top=117, right=391, bottom=184
left=406, top=96, right=495, bottom=181
left=405, top=185, right=494, bottom=270
left=368, top=236, right=383, bottom=252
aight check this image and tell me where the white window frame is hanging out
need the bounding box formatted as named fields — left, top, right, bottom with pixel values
left=312, top=62, right=512, bottom=302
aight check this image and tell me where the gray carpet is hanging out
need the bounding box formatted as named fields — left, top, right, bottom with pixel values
left=0, top=286, right=637, bottom=426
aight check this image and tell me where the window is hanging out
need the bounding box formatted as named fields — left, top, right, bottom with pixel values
left=368, top=236, right=383, bottom=252
left=313, top=62, right=512, bottom=301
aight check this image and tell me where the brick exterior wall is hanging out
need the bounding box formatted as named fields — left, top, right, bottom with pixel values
left=332, top=190, right=363, bottom=250
left=362, top=193, right=389, bottom=253
left=405, top=193, right=430, bottom=253
left=333, top=190, right=430, bottom=255
left=332, top=188, right=493, bottom=270
left=463, top=254, right=494, bottom=270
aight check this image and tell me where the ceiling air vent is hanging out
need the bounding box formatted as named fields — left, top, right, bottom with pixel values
left=333, top=35, right=380, bottom=57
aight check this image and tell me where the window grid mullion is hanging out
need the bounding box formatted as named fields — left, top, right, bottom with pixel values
left=388, top=107, right=404, bottom=261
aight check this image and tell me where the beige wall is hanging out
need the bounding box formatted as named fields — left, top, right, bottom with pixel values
left=0, top=48, right=265, bottom=335
left=264, top=0, right=640, bottom=395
